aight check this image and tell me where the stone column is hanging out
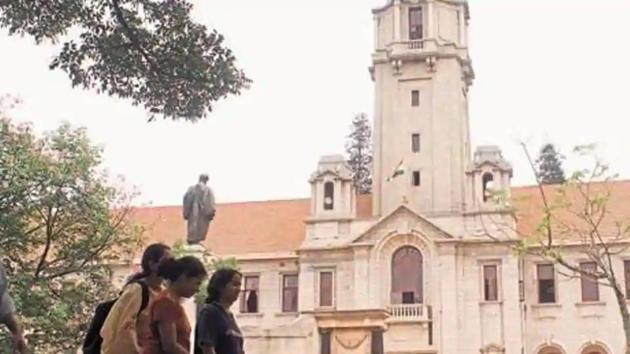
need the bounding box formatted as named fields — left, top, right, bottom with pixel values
left=374, top=15, right=379, bottom=51
left=502, top=256, right=523, bottom=353
left=427, top=1, right=435, bottom=39
left=353, top=247, right=371, bottom=309
left=393, top=0, right=401, bottom=42
left=458, top=8, right=466, bottom=46
left=437, top=244, right=458, bottom=354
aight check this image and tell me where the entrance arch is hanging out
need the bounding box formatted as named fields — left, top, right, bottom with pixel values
left=534, top=342, right=566, bottom=354
left=580, top=343, right=610, bottom=354
left=391, top=246, right=423, bottom=304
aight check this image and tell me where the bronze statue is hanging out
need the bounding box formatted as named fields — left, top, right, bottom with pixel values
left=183, top=174, right=216, bottom=245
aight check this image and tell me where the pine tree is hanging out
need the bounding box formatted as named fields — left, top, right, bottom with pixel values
left=536, top=143, right=566, bottom=185
left=345, top=113, right=373, bottom=194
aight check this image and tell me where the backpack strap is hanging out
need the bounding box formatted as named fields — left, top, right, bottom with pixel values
left=137, top=280, right=150, bottom=315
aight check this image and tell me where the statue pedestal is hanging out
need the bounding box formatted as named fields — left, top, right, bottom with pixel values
left=183, top=243, right=208, bottom=255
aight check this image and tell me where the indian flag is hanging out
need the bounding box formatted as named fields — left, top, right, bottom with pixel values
left=386, top=159, right=405, bottom=182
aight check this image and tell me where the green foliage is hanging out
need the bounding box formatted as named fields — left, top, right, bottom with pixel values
left=169, top=240, right=238, bottom=306
left=535, top=143, right=566, bottom=185
left=345, top=113, right=373, bottom=194
left=195, top=257, right=239, bottom=306
left=209, top=257, right=239, bottom=271
left=0, top=0, right=251, bottom=122
left=0, top=103, right=142, bottom=352
left=171, top=240, right=238, bottom=271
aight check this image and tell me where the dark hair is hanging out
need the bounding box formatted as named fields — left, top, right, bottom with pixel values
left=157, top=256, right=207, bottom=282
left=205, top=268, right=241, bottom=304
left=128, top=243, right=171, bottom=283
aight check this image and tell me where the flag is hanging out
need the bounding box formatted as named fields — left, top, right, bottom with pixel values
left=386, top=159, right=405, bottom=182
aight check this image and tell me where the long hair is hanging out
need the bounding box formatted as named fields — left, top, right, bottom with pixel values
left=157, top=256, right=208, bottom=282
left=205, top=268, right=241, bottom=304
left=127, top=243, right=171, bottom=283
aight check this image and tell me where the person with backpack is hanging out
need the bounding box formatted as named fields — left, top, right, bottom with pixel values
left=143, top=256, right=208, bottom=354
left=0, top=262, right=28, bottom=354
left=83, top=243, right=172, bottom=354
left=195, top=268, right=244, bottom=354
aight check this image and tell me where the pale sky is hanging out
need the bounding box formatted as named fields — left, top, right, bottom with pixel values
left=1, top=0, right=629, bottom=206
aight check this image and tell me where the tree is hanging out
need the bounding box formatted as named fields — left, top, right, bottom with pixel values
left=536, top=143, right=566, bottom=184
left=345, top=113, right=373, bottom=194
left=0, top=1, right=251, bottom=122
left=485, top=143, right=630, bottom=354
left=0, top=101, right=142, bottom=352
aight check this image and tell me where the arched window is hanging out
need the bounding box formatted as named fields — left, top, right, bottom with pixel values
left=581, top=344, right=608, bottom=354
left=323, top=182, right=334, bottom=210
left=391, top=246, right=423, bottom=304
left=482, top=172, right=494, bottom=202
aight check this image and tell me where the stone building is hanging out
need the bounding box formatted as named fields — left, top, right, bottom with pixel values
left=118, top=1, right=630, bottom=353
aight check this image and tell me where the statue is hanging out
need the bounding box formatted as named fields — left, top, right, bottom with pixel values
left=183, top=174, right=216, bottom=245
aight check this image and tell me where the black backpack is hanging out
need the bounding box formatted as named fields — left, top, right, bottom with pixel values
left=82, top=281, right=150, bottom=354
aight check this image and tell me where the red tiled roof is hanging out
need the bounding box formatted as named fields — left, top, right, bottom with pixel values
left=132, top=194, right=372, bottom=255
left=131, top=182, right=630, bottom=255
left=511, top=180, right=630, bottom=241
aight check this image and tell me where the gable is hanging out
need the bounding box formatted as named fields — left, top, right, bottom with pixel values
left=351, top=205, right=454, bottom=245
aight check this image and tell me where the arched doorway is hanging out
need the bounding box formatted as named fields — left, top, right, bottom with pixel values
left=391, top=246, right=423, bottom=304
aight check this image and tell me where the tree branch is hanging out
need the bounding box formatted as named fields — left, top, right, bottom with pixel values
left=110, top=0, right=162, bottom=76
left=35, top=204, right=55, bottom=278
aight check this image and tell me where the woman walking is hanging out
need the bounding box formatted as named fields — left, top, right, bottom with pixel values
left=143, top=256, right=208, bottom=354
left=101, top=243, right=172, bottom=354
left=195, top=268, right=244, bottom=354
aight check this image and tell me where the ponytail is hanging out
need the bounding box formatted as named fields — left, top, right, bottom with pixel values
left=126, top=243, right=171, bottom=284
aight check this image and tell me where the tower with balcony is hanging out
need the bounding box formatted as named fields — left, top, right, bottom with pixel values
left=371, top=0, right=474, bottom=217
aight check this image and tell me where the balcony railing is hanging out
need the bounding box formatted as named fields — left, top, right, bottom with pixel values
left=387, top=304, right=432, bottom=322
left=407, top=40, right=424, bottom=49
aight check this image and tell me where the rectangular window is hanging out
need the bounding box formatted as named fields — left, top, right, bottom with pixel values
left=580, top=262, right=599, bottom=302
left=401, top=291, right=415, bottom=304
left=240, top=275, right=259, bottom=313
left=412, top=171, right=421, bottom=186
left=411, top=90, right=420, bottom=106
left=483, top=264, right=499, bottom=301
left=319, top=271, right=334, bottom=307
left=409, top=7, right=423, bottom=40
left=282, top=274, right=299, bottom=312
left=537, top=264, right=555, bottom=304
left=625, top=261, right=630, bottom=300
left=411, top=133, right=420, bottom=153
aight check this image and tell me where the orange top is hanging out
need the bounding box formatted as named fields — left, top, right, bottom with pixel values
left=142, top=293, right=191, bottom=354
